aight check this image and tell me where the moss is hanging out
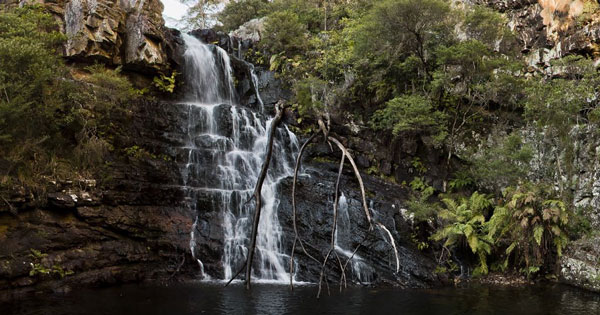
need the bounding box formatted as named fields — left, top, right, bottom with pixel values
left=311, top=156, right=337, bottom=164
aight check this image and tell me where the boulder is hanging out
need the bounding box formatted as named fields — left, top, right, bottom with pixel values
left=560, top=236, right=600, bottom=292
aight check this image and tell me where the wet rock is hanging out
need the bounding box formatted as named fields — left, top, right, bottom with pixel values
left=276, top=158, right=441, bottom=287
left=47, top=193, right=77, bottom=209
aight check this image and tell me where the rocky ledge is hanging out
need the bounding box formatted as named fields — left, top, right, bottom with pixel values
left=0, top=99, right=197, bottom=299
left=560, top=235, right=600, bottom=292
left=2, top=0, right=181, bottom=74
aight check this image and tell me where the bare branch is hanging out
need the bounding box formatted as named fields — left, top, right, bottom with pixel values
left=327, top=136, right=373, bottom=229
left=245, top=103, right=286, bottom=290
left=168, top=253, right=186, bottom=281
left=289, top=133, right=320, bottom=290
left=225, top=260, right=247, bottom=287
left=375, top=222, right=400, bottom=273
left=317, top=151, right=345, bottom=298
left=334, top=252, right=347, bottom=292
left=1, top=195, right=17, bottom=216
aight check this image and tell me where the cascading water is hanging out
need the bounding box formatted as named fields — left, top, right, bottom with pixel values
left=182, top=34, right=236, bottom=105
left=180, top=34, right=299, bottom=282
left=335, top=194, right=375, bottom=283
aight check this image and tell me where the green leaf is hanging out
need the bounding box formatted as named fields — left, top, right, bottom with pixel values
left=506, top=242, right=516, bottom=255
left=533, top=225, right=544, bottom=246
left=467, top=234, right=479, bottom=253
left=464, top=224, right=474, bottom=238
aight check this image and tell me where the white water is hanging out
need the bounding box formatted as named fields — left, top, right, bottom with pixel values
left=181, top=34, right=299, bottom=282
left=335, top=194, right=374, bottom=283
left=182, top=34, right=235, bottom=105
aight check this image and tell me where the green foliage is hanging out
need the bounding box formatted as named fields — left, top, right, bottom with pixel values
left=432, top=192, right=494, bottom=275
left=259, top=10, right=307, bottom=56
left=217, top=0, right=270, bottom=32
left=153, top=71, right=178, bottom=94
left=28, top=249, right=74, bottom=278
left=0, top=5, right=67, bottom=148
left=0, top=6, right=140, bottom=193
left=406, top=177, right=438, bottom=223
left=371, top=95, right=447, bottom=136
left=469, top=132, right=534, bottom=191
left=353, top=0, right=454, bottom=78
left=525, top=56, right=600, bottom=129
left=291, top=76, right=327, bottom=118
left=488, top=183, right=569, bottom=275
left=463, top=5, right=516, bottom=51
left=448, top=172, right=475, bottom=192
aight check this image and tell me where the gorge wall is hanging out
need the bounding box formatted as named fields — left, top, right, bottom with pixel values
left=2, top=0, right=600, bottom=297
left=0, top=0, right=443, bottom=297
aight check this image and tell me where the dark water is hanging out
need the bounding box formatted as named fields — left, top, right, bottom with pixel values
left=2, top=282, right=599, bottom=315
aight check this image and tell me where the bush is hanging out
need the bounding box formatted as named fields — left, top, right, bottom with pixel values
left=432, top=192, right=494, bottom=275
left=488, top=183, right=569, bottom=276
left=0, top=6, right=140, bottom=191
left=370, top=94, right=447, bottom=146
left=258, top=10, right=307, bottom=56
left=217, top=0, right=270, bottom=32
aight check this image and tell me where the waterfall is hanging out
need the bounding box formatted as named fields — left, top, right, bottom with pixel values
left=181, top=34, right=299, bottom=282
left=335, top=194, right=374, bottom=283
left=182, top=34, right=236, bottom=105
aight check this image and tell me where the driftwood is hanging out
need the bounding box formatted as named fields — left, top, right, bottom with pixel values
left=244, top=102, right=286, bottom=290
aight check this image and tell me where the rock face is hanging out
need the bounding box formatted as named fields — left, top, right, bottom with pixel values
left=10, top=0, right=176, bottom=73
left=230, top=17, right=266, bottom=43
left=0, top=99, right=197, bottom=298
left=470, top=0, right=600, bottom=71
left=276, top=160, right=441, bottom=286
left=560, top=236, right=600, bottom=292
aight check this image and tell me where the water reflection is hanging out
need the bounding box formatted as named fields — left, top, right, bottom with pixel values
left=2, top=282, right=599, bottom=315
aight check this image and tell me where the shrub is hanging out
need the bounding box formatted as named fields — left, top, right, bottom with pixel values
left=488, top=183, right=569, bottom=276
left=432, top=192, right=494, bottom=275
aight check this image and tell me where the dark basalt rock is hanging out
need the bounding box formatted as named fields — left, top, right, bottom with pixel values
left=276, top=161, right=442, bottom=287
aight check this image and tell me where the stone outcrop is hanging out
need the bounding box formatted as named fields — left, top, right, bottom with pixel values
left=10, top=0, right=176, bottom=73
left=0, top=99, right=197, bottom=298
left=560, top=235, right=600, bottom=292
left=469, top=0, right=600, bottom=71
left=230, top=17, right=266, bottom=43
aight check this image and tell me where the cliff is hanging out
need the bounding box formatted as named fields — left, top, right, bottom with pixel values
left=2, top=0, right=600, bottom=298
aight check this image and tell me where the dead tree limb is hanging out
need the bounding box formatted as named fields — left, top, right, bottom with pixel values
left=317, top=152, right=345, bottom=298
left=287, top=117, right=401, bottom=294
left=245, top=103, right=286, bottom=290
left=334, top=252, right=346, bottom=291
left=375, top=222, right=400, bottom=273
left=326, top=136, right=373, bottom=229
left=1, top=195, right=17, bottom=216
left=225, top=260, right=247, bottom=287
left=339, top=230, right=370, bottom=288
left=289, top=133, right=319, bottom=290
